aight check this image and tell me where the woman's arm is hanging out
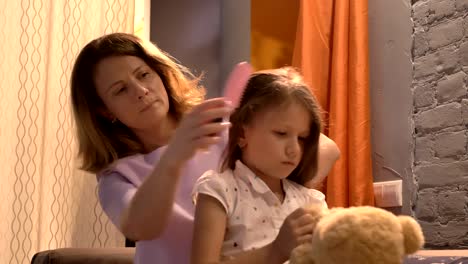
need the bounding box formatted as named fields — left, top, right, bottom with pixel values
left=120, top=155, right=183, bottom=241
left=305, top=133, right=341, bottom=189
left=192, top=194, right=287, bottom=264
left=120, top=98, right=232, bottom=241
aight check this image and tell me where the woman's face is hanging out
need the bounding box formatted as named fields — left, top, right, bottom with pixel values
left=94, top=55, right=170, bottom=131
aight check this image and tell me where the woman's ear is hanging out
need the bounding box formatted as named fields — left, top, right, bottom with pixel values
left=99, top=108, right=116, bottom=122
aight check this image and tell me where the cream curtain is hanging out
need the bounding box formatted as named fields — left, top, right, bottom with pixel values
left=0, top=0, right=135, bottom=263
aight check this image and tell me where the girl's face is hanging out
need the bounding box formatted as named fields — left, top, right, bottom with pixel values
left=239, top=101, right=311, bottom=181
left=94, top=55, right=170, bottom=132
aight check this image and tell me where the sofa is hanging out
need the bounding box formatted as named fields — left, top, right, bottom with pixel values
left=31, top=247, right=134, bottom=264
left=30, top=248, right=468, bottom=264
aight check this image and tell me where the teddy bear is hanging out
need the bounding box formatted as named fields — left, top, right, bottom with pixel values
left=289, top=205, right=425, bottom=264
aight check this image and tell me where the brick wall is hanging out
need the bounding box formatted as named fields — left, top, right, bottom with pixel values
left=412, top=0, right=468, bottom=248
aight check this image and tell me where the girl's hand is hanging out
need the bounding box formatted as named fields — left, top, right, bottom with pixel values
left=271, top=207, right=317, bottom=260
left=163, top=98, right=232, bottom=169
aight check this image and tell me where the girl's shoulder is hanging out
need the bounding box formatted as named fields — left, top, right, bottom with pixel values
left=195, top=168, right=237, bottom=189
left=284, top=179, right=326, bottom=204
left=192, top=168, right=239, bottom=214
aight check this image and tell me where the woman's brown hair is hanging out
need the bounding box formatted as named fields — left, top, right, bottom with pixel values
left=221, top=67, right=322, bottom=185
left=71, top=33, right=205, bottom=173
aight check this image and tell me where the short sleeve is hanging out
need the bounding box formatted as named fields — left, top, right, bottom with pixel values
left=306, top=189, right=328, bottom=209
left=192, top=170, right=234, bottom=215
left=97, top=172, right=137, bottom=230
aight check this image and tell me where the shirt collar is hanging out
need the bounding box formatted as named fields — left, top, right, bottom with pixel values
left=233, top=160, right=279, bottom=194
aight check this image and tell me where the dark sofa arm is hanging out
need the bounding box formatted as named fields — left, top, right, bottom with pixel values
left=31, top=247, right=135, bottom=264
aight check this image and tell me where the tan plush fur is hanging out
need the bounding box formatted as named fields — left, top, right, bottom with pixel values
left=289, top=206, right=425, bottom=264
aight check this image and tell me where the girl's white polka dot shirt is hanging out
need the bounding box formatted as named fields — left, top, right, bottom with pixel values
left=192, top=160, right=327, bottom=258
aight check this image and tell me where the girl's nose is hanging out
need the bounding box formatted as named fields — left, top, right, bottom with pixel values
left=286, top=140, right=300, bottom=158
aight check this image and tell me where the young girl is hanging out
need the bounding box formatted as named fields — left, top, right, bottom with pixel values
left=191, top=67, right=327, bottom=264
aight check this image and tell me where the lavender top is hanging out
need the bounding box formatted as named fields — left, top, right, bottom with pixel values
left=97, top=138, right=226, bottom=264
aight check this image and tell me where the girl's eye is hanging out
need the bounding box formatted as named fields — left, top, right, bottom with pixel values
left=274, top=131, right=287, bottom=136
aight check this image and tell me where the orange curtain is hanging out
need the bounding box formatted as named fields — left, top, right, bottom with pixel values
left=292, top=0, right=374, bottom=207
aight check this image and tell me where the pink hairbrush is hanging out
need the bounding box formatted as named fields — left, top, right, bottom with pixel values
left=222, top=62, right=253, bottom=108
left=211, top=62, right=253, bottom=124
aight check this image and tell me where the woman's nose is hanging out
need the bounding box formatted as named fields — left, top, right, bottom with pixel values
left=137, top=88, right=149, bottom=99
left=129, top=79, right=149, bottom=99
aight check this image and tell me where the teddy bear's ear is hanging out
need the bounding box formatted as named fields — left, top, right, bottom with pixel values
left=398, top=216, right=425, bottom=254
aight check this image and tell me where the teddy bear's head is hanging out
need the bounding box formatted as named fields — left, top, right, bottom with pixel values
left=290, top=205, right=425, bottom=264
